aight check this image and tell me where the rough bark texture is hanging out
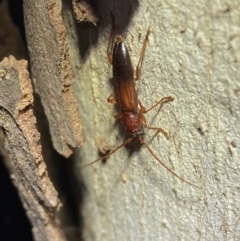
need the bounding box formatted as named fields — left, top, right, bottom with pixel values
left=63, top=0, right=240, bottom=240
left=72, top=0, right=98, bottom=25
left=0, top=56, right=66, bottom=241
left=23, top=0, right=84, bottom=158
left=1, top=0, right=240, bottom=240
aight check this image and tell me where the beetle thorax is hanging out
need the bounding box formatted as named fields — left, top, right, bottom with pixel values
left=122, top=112, right=143, bottom=136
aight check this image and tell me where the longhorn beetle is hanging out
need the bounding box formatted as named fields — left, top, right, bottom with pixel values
left=86, top=18, right=197, bottom=188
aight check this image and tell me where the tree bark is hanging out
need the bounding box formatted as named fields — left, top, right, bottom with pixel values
left=1, top=0, right=240, bottom=240
left=0, top=56, right=66, bottom=241
left=23, top=0, right=84, bottom=158
left=65, top=0, right=240, bottom=240
left=0, top=0, right=84, bottom=240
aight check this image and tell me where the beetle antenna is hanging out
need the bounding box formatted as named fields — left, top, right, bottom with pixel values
left=139, top=136, right=200, bottom=188
left=84, top=137, right=134, bottom=166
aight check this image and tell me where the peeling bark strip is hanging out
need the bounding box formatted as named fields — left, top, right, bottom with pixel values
left=0, top=56, right=66, bottom=241
left=72, top=0, right=98, bottom=25
left=23, top=0, right=84, bottom=157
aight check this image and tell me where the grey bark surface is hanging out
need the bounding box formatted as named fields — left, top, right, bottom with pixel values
left=64, top=0, right=240, bottom=240
left=1, top=0, right=239, bottom=240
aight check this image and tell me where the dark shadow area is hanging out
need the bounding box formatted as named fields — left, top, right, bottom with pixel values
left=0, top=156, right=34, bottom=241
left=60, top=152, right=87, bottom=241
left=8, top=0, right=26, bottom=43
left=0, top=0, right=27, bottom=61
left=0, top=1, right=32, bottom=241
left=62, top=0, right=99, bottom=59
left=76, top=21, right=99, bottom=59
left=63, top=0, right=139, bottom=59
left=34, top=94, right=86, bottom=241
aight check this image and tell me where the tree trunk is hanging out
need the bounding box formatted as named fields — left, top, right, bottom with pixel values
left=1, top=0, right=240, bottom=240
left=69, top=0, right=240, bottom=240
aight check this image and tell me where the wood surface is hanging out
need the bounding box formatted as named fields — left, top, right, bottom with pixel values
left=23, top=0, right=84, bottom=158
left=0, top=56, right=66, bottom=241
left=66, top=0, right=240, bottom=240
left=0, top=0, right=240, bottom=240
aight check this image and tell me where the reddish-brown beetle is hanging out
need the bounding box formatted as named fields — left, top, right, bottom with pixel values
left=86, top=20, right=196, bottom=187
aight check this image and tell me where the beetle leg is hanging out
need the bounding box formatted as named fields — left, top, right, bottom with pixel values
left=143, top=96, right=174, bottom=113
left=145, top=126, right=169, bottom=139
left=139, top=100, right=170, bottom=139
left=114, top=112, right=122, bottom=119
left=135, top=27, right=152, bottom=81
left=107, top=20, right=116, bottom=64
left=139, top=136, right=199, bottom=188
left=107, top=93, right=121, bottom=119
left=138, top=100, right=147, bottom=113
left=107, top=92, right=117, bottom=104
left=84, top=137, right=134, bottom=166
